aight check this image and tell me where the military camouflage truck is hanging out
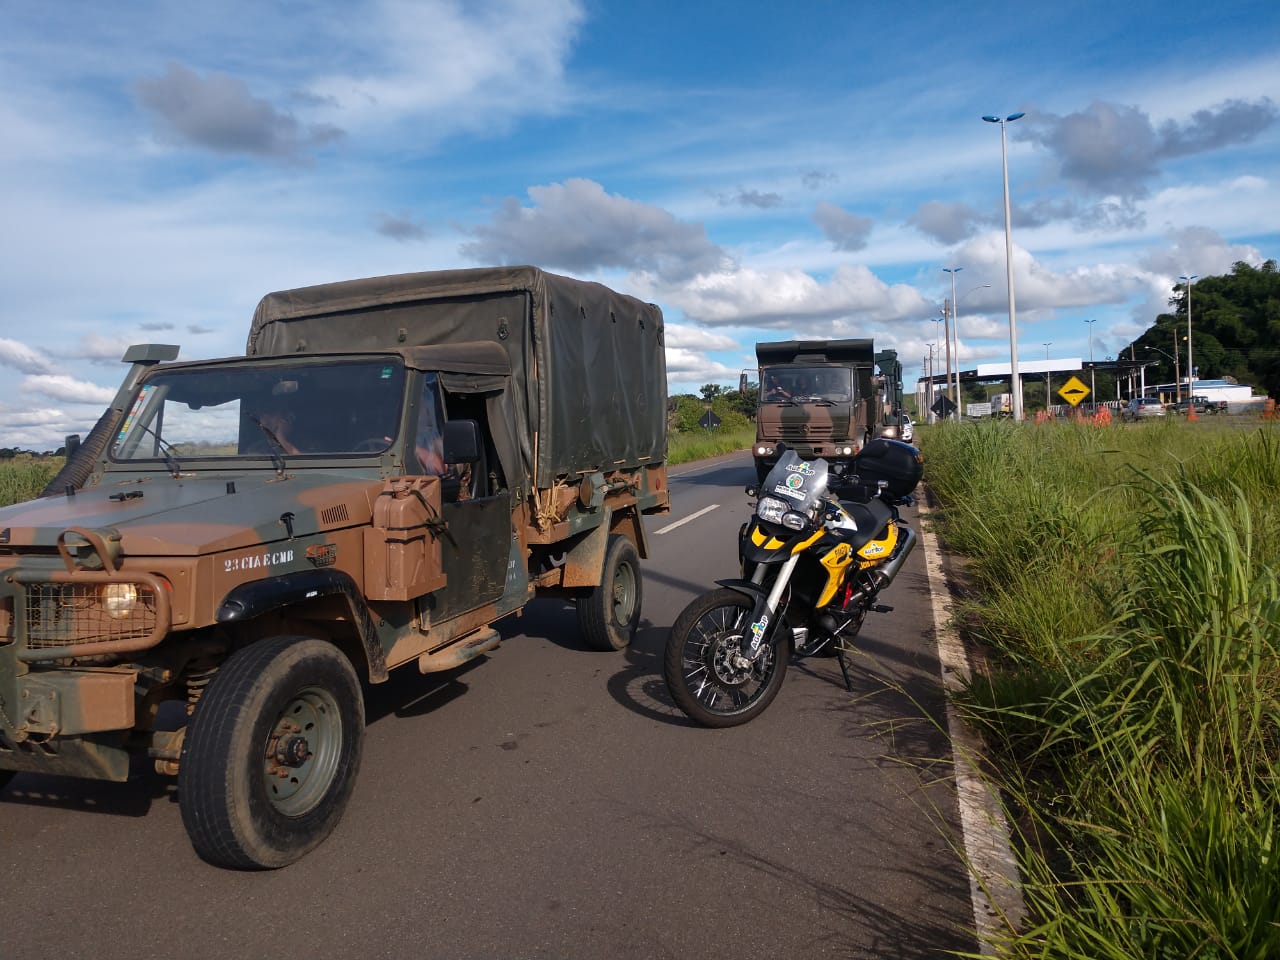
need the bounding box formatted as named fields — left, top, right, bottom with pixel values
left=0, top=266, right=669, bottom=868
left=752, top=339, right=883, bottom=484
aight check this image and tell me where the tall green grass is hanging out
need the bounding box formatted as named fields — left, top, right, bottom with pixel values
left=0, top=459, right=61, bottom=508
left=923, top=419, right=1280, bottom=958
left=667, top=425, right=755, bottom=465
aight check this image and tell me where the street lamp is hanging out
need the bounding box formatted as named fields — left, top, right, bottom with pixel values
left=1145, top=342, right=1182, bottom=402
left=983, top=111, right=1026, bottom=420
left=943, top=266, right=963, bottom=420
left=925, top=342, right=937, bottom=420
left=930, top=316, right=945, bottom=415
left=1043, top=342, right=1053, bottom=409
left=1179, top=274, right=1199, bottom=418
left=1084, top=318, right=1097, bottom=405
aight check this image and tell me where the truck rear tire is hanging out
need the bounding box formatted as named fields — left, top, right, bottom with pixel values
left=577, top=534, right=642, bottom=651
left=179, top=636, right=364, bottom=869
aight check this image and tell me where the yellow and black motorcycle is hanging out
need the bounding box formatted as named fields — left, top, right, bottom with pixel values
left=663, top=439, right=923, bottom=727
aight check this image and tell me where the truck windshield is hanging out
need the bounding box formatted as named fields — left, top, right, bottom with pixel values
left=110, top=357, right=407, bottom=462
left=760, top=366, right=851, bottom=402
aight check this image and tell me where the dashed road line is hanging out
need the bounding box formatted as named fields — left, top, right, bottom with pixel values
left=654, top=503, right=719, bottom=535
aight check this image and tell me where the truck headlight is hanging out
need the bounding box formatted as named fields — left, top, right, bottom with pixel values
left=755, top=445, right=774, bottom=456
left=102, top=583, right=139, bottom=619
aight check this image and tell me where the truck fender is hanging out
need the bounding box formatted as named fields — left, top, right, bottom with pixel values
left=216, top=568, right=389, bottom=682
left=610, top=506, right=651, bottom=560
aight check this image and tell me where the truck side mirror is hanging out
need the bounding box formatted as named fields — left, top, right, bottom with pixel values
left=442, top=419, right=482, bottom=463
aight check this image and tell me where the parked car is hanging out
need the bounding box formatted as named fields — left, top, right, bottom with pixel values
left=1171, top=395, right=1228, bottom=415
left=1122, top=397, right=1167, bottom=421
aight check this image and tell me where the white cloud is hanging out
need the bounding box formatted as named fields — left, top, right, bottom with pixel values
left=23, top=375, right=116, bottom=404
left=0, top=338, right=55, bottom=374
left=306, top=0, right=585, bottom=135
left=662, top=324, right=743, bottom=352
left=637, top=264, right=934, bottom=329
left=461, top=179, right=729, bottom=281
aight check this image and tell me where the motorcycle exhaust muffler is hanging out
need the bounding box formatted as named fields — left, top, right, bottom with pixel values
left=870, top=525, right=917, bottom=589
left=843, top=525, right=918, bottom=606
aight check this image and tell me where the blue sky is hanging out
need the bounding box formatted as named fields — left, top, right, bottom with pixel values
left=2, top=0, right=1279, bottom=448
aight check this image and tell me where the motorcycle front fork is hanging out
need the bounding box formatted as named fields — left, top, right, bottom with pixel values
left=734, top=555, right=801, bottom=668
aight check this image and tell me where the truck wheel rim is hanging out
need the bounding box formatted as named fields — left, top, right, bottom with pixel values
left=612, top=563, right=637, bottom=623
left=263, top=686, right=344, bottom=817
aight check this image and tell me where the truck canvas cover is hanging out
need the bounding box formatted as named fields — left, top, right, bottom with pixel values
left=246, top=265, right=667, bottom=489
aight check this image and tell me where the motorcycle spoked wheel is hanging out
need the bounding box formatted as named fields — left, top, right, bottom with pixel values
left=663, top=588, right=788, bottom=728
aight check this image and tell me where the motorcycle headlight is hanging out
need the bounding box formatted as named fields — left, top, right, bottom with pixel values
left=101, top=582, right=139, bottom=620
left=780, top=511, right=809, bottom=531
left=757, top=496, right=788, bottom=524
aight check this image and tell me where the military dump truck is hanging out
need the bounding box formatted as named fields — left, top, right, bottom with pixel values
left=0, top=265, right=669, bottom=868
left=752, top=339, right=884, bottom=484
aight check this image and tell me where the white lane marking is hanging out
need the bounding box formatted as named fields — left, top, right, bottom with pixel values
left=917, top=498, right=1027, bottom=950
left=654, top=503, right=719, bottom=535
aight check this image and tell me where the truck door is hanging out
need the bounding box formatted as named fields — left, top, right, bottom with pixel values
left=410, top=373, right=512, bottom=623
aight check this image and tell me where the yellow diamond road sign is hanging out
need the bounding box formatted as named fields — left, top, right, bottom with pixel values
left=1058, top=375, right=1090, bottom=407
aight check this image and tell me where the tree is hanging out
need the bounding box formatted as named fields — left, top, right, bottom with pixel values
left=699, top=383, right=725, bottom=401
left=1123, top=260, right=1280, bottom=398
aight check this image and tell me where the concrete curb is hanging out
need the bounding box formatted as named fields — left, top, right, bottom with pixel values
left=917, top=497, right=1027, bottom=952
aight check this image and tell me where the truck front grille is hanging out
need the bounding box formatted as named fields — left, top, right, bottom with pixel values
left=24, top=582, right=159, bottom=651
left=777, top=422, right=834, bottom=440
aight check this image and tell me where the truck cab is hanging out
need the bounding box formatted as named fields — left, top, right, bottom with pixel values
left=753, top=339, right=882, bottom=485
left=0, top=266, right=670, bottom=869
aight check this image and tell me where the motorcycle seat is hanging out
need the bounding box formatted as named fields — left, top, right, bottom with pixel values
left=833, top=498, right=893, bottom=550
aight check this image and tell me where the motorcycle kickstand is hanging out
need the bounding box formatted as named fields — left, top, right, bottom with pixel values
left=835, top=641, right=854, bottom=692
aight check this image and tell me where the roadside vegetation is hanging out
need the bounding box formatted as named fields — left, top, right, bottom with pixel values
left=921, top=416, right=1280, bottom=958
left=0, top=458, right=61, bottom=507
left=667, top=387, right=755, bottom=465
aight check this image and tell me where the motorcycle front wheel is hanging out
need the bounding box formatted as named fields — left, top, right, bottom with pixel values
left=663, top=588, right=788, bottom=728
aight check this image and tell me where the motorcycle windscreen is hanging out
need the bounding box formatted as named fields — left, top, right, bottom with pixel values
left=761, top=449, right=829, bottom=513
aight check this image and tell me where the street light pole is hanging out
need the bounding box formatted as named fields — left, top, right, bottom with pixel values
left=1043, top=342, right=1053, bottom=410
left=943, top=266, right=962, bottom=420
left=941, top=298, right=955, bottom=416
left=1173, top=334, right=1181, bottom=403
left=1180, top=274, right=1199, bottom=419
left=931, top=316, right=952, bottom=417
left=1085, top=318, right=1097, bottom=405
left=926, top=343, right=936, bottom=420
left=984, top=112, right=1026, bottom=421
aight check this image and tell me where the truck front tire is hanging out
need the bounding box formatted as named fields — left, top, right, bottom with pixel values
left=179, top=636, right=364, bottom=869
left=577, top=534, right=642, bottom=651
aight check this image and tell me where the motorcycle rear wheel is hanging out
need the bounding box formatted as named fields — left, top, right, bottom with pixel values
left=663, top=588, right=788, bottom=728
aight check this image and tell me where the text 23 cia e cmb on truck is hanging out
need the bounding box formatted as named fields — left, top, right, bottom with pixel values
left=0, top=266, right=670, bottom=868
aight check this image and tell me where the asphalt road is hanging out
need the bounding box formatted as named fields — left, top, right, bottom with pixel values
left=1, top=451, right=976, bottom=960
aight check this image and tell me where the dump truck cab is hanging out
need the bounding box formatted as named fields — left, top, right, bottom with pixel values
left=752, top=339, right=882, bottom=485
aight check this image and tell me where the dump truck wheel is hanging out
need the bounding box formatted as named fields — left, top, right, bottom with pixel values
left=179, top=636, right=364, bottom=869
left=578, top=534, right=642, bottom=651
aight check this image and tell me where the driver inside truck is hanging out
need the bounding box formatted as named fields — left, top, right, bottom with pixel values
left=764, top=372, right=792, bottom=401
left=246, top=405, right=303, bottom=455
